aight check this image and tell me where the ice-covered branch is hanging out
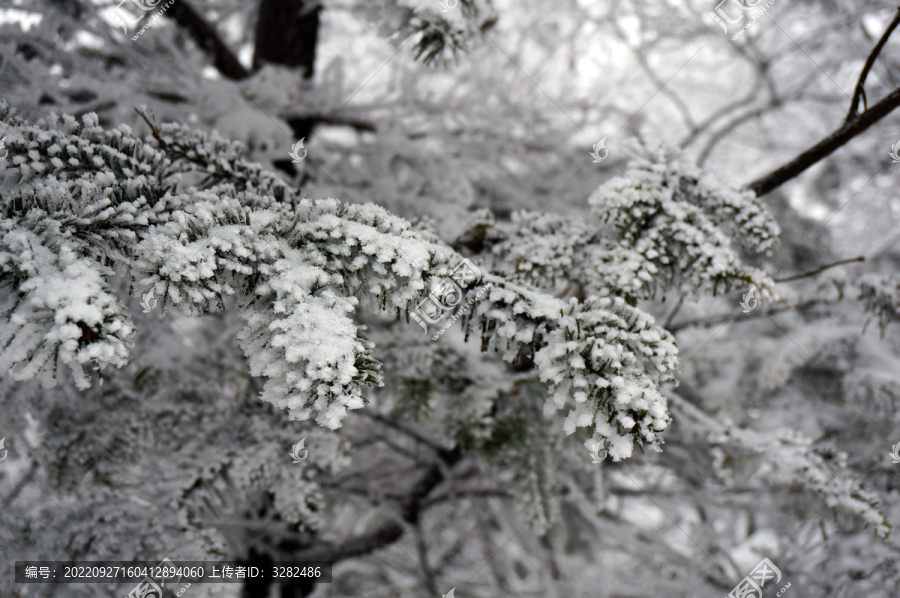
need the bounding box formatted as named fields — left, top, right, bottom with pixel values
left=0, top=102, right=680, bottom=458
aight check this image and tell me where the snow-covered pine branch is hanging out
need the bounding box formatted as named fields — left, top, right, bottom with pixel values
left=494, top=146, right=781, bottom=302
left=0, top=102, right=676, bottom=459
left=712, top=426, right=890, bottom=539
left=670, top=394, right=890, bottom=539
left=461, top=278, right=677, bottom=461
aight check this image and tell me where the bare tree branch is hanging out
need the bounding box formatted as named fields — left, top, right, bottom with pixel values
left=414, top=520, right=438, bottom=596
left=745, top=85, right=900, bottom=197
left=773, top=255, right=865, bottom=283
left=420, top=488, right=514, bottom=509
left=286, top=459, right=465, bottom=564
left=610, top=19, right=696, bottom=132
left=290, top=113, right=376, bottom=133
left=663, top=294, right=685, bottom=329
left=165, top=0, right=250, bottom=80
left=845, top=7, right=900, bottom=123
left=1, top=460, right=38, bottom=510
left=668, top=296, right=838, bottom=333
left=746, top=10, right=900, bottom=197
left=359, top=411, right=456, bottom=459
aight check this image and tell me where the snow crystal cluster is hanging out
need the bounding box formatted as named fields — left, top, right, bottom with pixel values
left=494, top=146, right=780, bottom=306
left=588, top=147, right=780, bottom=300
left=461, top=281, right=678, bottom=461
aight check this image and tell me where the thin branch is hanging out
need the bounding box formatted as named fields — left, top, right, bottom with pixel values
left=1, top=460, right=38, bottom=510
left=293, top=113, right=376, bottom=133
left=698, top=102, right=780, bottom=167
left=665, top=389, right=724, bottom=430
left=289, top=459, right=464, bottom=563
left=370, top=432, right=422, bottom=462
left=846, top=7, right=900, bottom=124
left=747, top=10, right=900, bottom=197
left=746, top=85, right=900, bottom=196
left=608, top=486, right=765, bottom=496
left=325, top=463, right=422, bottom=488
left=669, top=296, right=838, bottom=332
left=165, top=0, right=250, bottom=80
left=414, top=520, right=438, bottom=597
left=663, top=294, right=685, bottom=329
left=610, top=19, right=696, bottom=131
left=359, top=411, right=455, bottom=459
left=486, top=513, right=514, bottom=591
left=420, top=488, right=514, bottom=509
left=679, top=79, right=764, bottom=150
left=773, top=255, right=865, bottom=283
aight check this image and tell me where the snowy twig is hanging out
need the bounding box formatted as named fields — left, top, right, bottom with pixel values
left=668, top=257, right=863, bottom=332
left=668, top=296, right=839, bottom=333
left=773, top=255, right=865, bottom=283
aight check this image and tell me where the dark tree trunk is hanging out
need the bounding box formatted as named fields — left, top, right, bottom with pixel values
left=166, top=0, right=251, bottom=80
left=241, top=549, right=274, bottom=598
left=253, top=0, right=321, bottom=174
left=253, top=0, right=320, bottom=78
left=280, top=576, right=316, bottom=598
left=275, top=534, right=316, bottom=598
